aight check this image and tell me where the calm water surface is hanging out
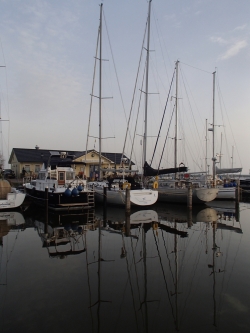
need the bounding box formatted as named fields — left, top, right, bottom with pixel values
left=1, top=200, right=250, bottom=333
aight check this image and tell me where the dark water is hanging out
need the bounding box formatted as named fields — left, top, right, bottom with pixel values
left=1, top=200, right=250, bottom=333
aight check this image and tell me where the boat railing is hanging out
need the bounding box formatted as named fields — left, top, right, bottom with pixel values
left=23, top=176, right=33, bottom=183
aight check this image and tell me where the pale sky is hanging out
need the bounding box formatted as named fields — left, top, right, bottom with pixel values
left=0, top=0, right=249, bottom=173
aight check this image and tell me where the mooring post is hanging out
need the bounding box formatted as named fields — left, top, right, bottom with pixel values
left=235, top=183, right=240, bottom=204
left=235, top=183, right=240, bottom=222
left=103, top=186, right=107, bottom=227
left=126, top=187, right=131, bottom=214
left=187, top=184, right=192, bottom=209
left=187, top=208, right=193, bottom=228
left=125, top=212, right=130, bottom=237
left=45, top=187, right=48, bottom=234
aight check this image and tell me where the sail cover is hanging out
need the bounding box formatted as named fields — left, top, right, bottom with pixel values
left=216, top=167, right=242, bottom=175
left=143, top=161, right=188, bottom=177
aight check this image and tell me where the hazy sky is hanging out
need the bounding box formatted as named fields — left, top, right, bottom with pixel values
left=0, top=0, right=249, bottom=173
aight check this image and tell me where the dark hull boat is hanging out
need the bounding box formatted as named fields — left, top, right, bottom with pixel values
left=24, top=151, right=95, bottom=211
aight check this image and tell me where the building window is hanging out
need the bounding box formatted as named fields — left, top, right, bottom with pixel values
left=35, top=165, right=40, bottom=173
left=24, top=165, right=30, bottom=172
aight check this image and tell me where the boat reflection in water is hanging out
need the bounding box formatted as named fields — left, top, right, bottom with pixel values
left=1, top=199, right=245, bottom=332
left=33, top=210, right=96, bottom=258
left=90, top=200, right=243, bottom=332
left=0, top=211, right=26, bottom=245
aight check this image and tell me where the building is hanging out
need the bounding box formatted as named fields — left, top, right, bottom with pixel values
left=8, top=147, right=135, bottom=179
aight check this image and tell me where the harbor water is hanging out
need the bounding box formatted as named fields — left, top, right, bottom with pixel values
left=0, top=200, right=250, bottom=333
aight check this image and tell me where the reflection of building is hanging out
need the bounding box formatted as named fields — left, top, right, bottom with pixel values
left=9, top=147, right=134, bottom=179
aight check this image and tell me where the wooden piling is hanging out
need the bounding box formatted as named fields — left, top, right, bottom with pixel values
left=235, top=183, right=240, bottom=204
left=103, top=186, right=107, bottom=207
left=125, top=212, right=130, bottom=237
left=125, top=187, right=131, bottom=214
left=44, top=187, right=48, bottom=234
left=235, top=184, right=240, bottom=222
left=187, top=185, right=192, bottom=209
left=187, top=208, right=193, bottom=228
left=103, top=187, right=107, bottom=227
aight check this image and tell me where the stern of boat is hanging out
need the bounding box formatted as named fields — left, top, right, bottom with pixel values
left=195, top=188, right=218, bottom=202
left=130, top=189, right=158, bottom=206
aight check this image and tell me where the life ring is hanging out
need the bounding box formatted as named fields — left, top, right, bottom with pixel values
left=153, top=181, right=158, bottom=189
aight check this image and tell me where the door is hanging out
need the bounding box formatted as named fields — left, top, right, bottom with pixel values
left=58, top=171, right=65, bottom=185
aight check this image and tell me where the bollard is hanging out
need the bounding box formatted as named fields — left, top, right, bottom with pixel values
left=125, top=187, right=131, bottom=214
left=44, top=187, right=48, bottom=234
left=103, top=187, right=107, bottom=227
left=187, top=185, right=192, bottom=209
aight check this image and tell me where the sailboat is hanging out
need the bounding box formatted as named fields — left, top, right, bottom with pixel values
left=87, top=3, right=158, bottom=206
left=144, top=61, right=218, bottom=204
left=191, top=72, right=242, bottom=200
left=209, top=71, right=241, bottom=200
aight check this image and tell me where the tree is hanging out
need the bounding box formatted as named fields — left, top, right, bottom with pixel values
left=0, top=153, right=4, bottom=172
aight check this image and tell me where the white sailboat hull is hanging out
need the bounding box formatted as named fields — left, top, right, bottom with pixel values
left=157, top=187, right=218, bottom=204
left=94, top=187, right=158, bottom=206
left=0, top=191, right=26, bottom=210
left=216, top=187, right=236, bottom=200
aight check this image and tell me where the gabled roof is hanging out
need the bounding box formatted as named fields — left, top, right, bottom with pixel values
left=9, top=148, right=134, bottom=166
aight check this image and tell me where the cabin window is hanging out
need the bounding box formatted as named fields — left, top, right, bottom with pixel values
left=38, top=173, right=46, bottom=180
left=35, top=165, right=40, bottom=172
left=66, top=172, right=74, bottom=180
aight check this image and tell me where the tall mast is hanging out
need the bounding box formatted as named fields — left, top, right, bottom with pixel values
left=205, top=118, right=208, bottom=174
left=142, top=0, right=152, bottom=168
left=212, top=71, right=216, bottom=186
left=174, top=60, right=179, bottom=173
left=219, top=132, right=223, bottom=169
left=98, top=4, right=103, bottom=180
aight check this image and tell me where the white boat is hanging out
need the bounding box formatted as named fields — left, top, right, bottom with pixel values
left=157, top=184, right=218, bottom=204
left=201, top=72, right=242, bottom=201
left=0, top=180, right=26, bottom=210
left=183, top=169, right=241, bottom=201
left=89, top=177, right=157, bottom=206
left=144, top=61, right=218, bottom=204
left=93, top=185, right=157, bottom=206
left=24, top=151, right=95, bottom=211
left=86, top=4, right=158, bottom=207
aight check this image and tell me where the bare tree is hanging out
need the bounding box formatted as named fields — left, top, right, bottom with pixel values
left=0, top=152, right=5, bottom=171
